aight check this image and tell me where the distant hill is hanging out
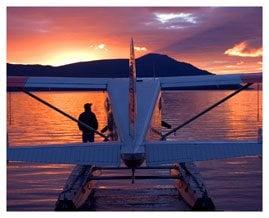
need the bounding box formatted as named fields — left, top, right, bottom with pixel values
left=7, top=53, right=212, bottom=78
left=7, top=53, right=242, bottom=90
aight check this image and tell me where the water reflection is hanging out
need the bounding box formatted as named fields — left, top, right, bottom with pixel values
left=161, top=90, right=262, bottom=141
left=8, top=91, right=108, bottom=146
left=7, top=90, right=262, bottom=211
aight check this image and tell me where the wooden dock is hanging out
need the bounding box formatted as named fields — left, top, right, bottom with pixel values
left=55, top=163, right=215, bottom=211
left=88, top=167, right=190, bottom=211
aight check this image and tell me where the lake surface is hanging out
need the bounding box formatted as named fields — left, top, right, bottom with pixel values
left=7, top=90, right=262, bottom=211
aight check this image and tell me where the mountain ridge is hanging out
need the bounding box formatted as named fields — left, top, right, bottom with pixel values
left=7, top=53, right=244, bottom=90
left=7, top=53, right=213, bottom=78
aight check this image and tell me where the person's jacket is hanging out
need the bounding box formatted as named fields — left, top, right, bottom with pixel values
left=78, top=111, right=98, bottom=132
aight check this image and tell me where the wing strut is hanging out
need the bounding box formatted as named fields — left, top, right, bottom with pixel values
left=22, top=90, right=109, bottom=141
left=161, top=82, right=253, bottom=140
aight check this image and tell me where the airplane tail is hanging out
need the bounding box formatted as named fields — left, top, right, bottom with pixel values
left=129, top=38, right=137, bottom=139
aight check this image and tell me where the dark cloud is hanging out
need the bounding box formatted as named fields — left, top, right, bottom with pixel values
left=158, top=7, right=262, bottom=55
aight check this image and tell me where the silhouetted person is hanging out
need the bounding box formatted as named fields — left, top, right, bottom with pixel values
left=78, top=103, right=98, bottom=143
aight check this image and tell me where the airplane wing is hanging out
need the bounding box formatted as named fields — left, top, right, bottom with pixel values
left=160, top=73, right=262, bottom=89
left=7, top=76, right=120, bottom=166
left=8, top=73, right=262, bottom=90
left=145, top=140, right=262, bottom=166
left=8, top=142, right=122, bottom=166
left=7, top=76, right=112, bottom=90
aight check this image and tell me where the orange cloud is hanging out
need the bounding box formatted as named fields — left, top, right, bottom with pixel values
left=224, top=41, right=262, bottom=57
left=134, top=46, right=147, bottom=52
left=236, top=61, right=244, bottom=65
left=89, top=43, right=108, bottom=51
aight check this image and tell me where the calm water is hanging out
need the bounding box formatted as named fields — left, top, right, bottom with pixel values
left=7, top=90, right=262, bottom=211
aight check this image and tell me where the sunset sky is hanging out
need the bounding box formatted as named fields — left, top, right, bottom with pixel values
left=7, top=7, right=262, bottom=74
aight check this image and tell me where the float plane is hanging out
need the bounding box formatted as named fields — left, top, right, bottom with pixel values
left=7, top=39, right=262, bottom=210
